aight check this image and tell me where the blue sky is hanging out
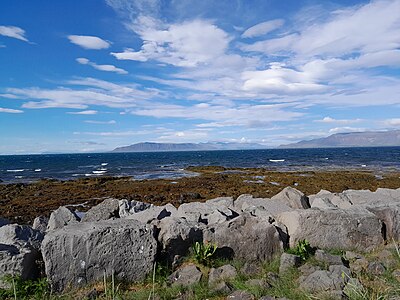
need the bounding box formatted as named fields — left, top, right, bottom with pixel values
left=0, top=0, right=400, bottom=154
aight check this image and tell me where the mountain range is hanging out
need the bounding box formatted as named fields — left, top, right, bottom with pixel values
left=279, top=130, right=400, bottom=149
left=112, top=142, right=266, bottom=152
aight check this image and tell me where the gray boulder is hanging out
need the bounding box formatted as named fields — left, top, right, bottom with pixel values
left=177, top=201, right=235, bottom=225
left=168, top=264, right=202, bottom=287
left=157, top=217, right=204, bottom=261
left=0, top=224, right=44, bottom=288
left=206, top=197, right=234, bottom=209
left=279, top=253, right=301, bottom=274
left=82, top=198, right=119, bottom=222
left=41, top=219, right=157, bottom=292
left=208, top=264, right=237, bottom=285
left=47, top=206, right=79, bottom=231
left=234, top=194, right=293, bottom=217
left=32, top=216, right=48, bottom=233
left=310, top=190, right=353, bottom=209
left=277, top=208, right=384, bottom=251
left=299, top=270, right=344, bottom=292
left=366, top=204, right=400, bottom=240
left=126, top=203, right=177, bottom=224
left=315, top=250, right=344, bottom=266
left=118, top=199, right=152, bottom=218
left=271, top=187, right=310, bottom=209
left=205, top=213, right=284, bottom=263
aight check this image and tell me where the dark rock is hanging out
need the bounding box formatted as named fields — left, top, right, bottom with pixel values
left=315, top=250, right=344, bottom=266
left=279, top=253, right=301, bottom=274
left=208, top=264, right=237, bottom=285
left=212, top=281, right=233, bottom=294
left=226, top=290, right=255, bottom=300
left=367, top=261, right=386, bottom=275
left=0, top=218, right=10, bottom=227
left=299, top=270, right=344, bottom=292
left=298, top=263, right=321, bottom=277
left=168, top=264, right=202, bottom=287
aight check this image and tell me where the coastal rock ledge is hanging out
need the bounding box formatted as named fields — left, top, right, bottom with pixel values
left=1, top=186, right=400, bottom=293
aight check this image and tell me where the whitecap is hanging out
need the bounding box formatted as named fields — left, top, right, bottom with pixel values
left=361, top=164, right=367, bottom=167
left=7, top=169, right=24, bottom=172
left=101, top=163, right=108, bottom=166
left=15, top=176, right=23, bottom=178
left=92, top=170, right=107, bottom=174
left=34, top=169, right=42, bottom=172
left=269, top=159, right=285, bottom=162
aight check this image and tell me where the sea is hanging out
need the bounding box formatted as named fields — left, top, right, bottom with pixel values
left=1, top=147, right=400, bottom=184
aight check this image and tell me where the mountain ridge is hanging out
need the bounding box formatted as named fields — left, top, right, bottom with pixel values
left=279, top=130, right=400, bottom=149
left=112, top=142, right=266, bottom=152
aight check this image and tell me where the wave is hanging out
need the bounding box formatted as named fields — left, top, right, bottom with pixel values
left=92, top=170, right=107, bottom=174
left=101, top=163, right=108, bottom=166
left=269, top=159, right=285, bottom=162
left=7, top=169, right=25, bottom=172
left=34, top=169, right=42, bottom=172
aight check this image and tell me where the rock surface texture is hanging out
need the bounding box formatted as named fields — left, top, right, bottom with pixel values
left=41, top=219, right=157, bottom=292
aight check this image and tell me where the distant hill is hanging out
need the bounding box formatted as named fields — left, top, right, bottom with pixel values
left=279, top=130, right=400, bottom=149
left=112, top=142, right=266, bottom=152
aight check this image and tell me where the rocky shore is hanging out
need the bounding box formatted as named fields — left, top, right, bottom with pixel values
left=1, top=183, right=400, bottom=299
left=1, top=166, right=400, bottom=225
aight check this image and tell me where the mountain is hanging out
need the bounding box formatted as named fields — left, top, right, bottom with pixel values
left=279, top=130, right=400, bottom=149
left=112, top=142, right=266, bottom=152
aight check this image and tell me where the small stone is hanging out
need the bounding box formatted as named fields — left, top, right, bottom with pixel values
left=350, top=258, right=368, bottom=273
left=226, top=290, right=255, bottom=300
left=315, top=250, right=344, bottom=266
left=209, top=264, right=237, bottom=285
left=367, top=262, right=386, bottom=275
left=32, top=216, right=48, bottom=232
left=245, top=278, right=270, bottom=289
left=212, top=281, right=233, bottom=294
left=266, top=272, right=279, bottom=285
left=345, top=251, right=363, bottom=261
left=168, top=264, right=202, bottom=287
left=300, top=270, right=343, bottom=292
left=298, top=263, right=321, bottom=277
left=392, top=269, right=400, bottom=282
left=241, top=262, right=261, bottom=276
left=329, top=265, right=351, bottom=283
left=279, top=253, right=301, bottom=274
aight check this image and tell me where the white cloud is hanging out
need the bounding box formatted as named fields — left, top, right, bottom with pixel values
left=315, top=117, right=363, bottom=124
left=383, top=118, right=400, bottom=127
left=329, top=127, right=365, bottom=134
left=68, top=35, right=110, bottom=50
left=242, top=19, right=284, bottom=38
left=76, top=57, right=128, bottom=74
left=84, top=120, right=116, bottom=124
left=67, top=110, right=98, bottom=115
left=111, top=18, right=231, bottom=67
left=0, top=107, right=23, bottom=113
left=0, top=26, right=29, bottom=42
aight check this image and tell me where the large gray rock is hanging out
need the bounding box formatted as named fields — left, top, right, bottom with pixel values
left=125, top=203, right=177, bottom=224
left=277, top=208, right=384, bottom=251
left=0, top=225, right=44, bottom=288
left=271, top=187, right=310, bottom=209
left=234, top=194, right=293, bottom=217
left=315, top=250, right=344, bottom=266
left=47, top=206, right=80, bottom=231
left=205, top=213, right=284, bottom=263
left=168, top=264, right=202, bottom=287
left=118, top=199, right=152, bottom=218
left=205, top=197, right=234, bottom=209
left=41, top=219, right=157, bottom=292
left=177, top=201, right=235, bottom=225
left=157, top=217, right=204, bottom=261
left=82, top=198, right=119, bottom=222
left=366, top=204, right=400, bottom=240
left=310, top=190, right=353, bottom=209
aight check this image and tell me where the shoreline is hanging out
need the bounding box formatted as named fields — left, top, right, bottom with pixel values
left=2, top=166, right=400, bottom=225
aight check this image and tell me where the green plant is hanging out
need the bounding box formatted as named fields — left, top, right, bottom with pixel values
left=192, top=241, right=217, bottom=266
left=286, top=239, right=314, bottom=261
left=0, top=276, right=49, bottom=300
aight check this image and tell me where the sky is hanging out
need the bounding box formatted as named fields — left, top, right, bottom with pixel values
left=0, top=0, right=400, bottom=154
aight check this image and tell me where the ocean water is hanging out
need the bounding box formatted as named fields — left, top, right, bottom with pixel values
left=1, top=147, right=400, bottom=183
